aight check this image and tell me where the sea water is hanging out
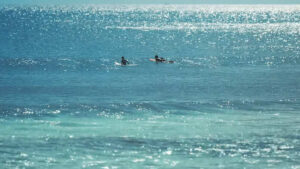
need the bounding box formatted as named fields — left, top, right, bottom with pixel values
left=0, top=5, right=300, bottom=168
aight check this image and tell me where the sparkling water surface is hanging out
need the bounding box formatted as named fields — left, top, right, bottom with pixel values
left=0, top=5, right=300, bottom=168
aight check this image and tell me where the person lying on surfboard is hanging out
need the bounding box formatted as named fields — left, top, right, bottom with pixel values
left=121, top=56, right=129, bottom=65
left=155, top=55, right=166, bottom=62
left=151, top=55, right=174, bottom=63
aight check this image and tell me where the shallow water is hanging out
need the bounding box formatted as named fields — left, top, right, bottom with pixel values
left=0, top=5, right=300, bottom=168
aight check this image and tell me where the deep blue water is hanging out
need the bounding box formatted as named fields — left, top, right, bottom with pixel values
left=0, top=5, right=300, bottom=168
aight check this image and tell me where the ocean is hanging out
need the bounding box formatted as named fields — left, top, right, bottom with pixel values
left=0, top=4, right=299, bottom=168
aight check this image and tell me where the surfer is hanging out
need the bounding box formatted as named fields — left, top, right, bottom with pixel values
left=121, top=56, right=129, bottom=65
left=154, top=55, right=166, bottom=62
left=149, top=55, right=174, bottom=63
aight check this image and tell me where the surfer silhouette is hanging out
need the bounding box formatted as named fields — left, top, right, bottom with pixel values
left=121, top=56, right=129, bottom=65
left=154, top=55, right=166, bottom=62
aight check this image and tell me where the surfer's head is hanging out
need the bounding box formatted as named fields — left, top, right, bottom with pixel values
left=155, top=55, right=158, bottom=59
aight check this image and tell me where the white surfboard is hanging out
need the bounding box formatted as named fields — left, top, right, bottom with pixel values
left=114, top=62, right=137, bottom=66
left=114, top=62, right=122, bottom=66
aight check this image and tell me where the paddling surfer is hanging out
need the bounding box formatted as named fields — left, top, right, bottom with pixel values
left=121, top=56, right=129, bottom=65
left=154, top=55, right=166, bottom=62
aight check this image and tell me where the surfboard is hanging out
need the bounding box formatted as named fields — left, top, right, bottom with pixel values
left=115, top=62, right=137, bottom=66
left=114, top=62, right=122, bottom=66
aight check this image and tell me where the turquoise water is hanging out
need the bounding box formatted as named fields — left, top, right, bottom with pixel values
left=0, top=5, right=300, bottom=168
